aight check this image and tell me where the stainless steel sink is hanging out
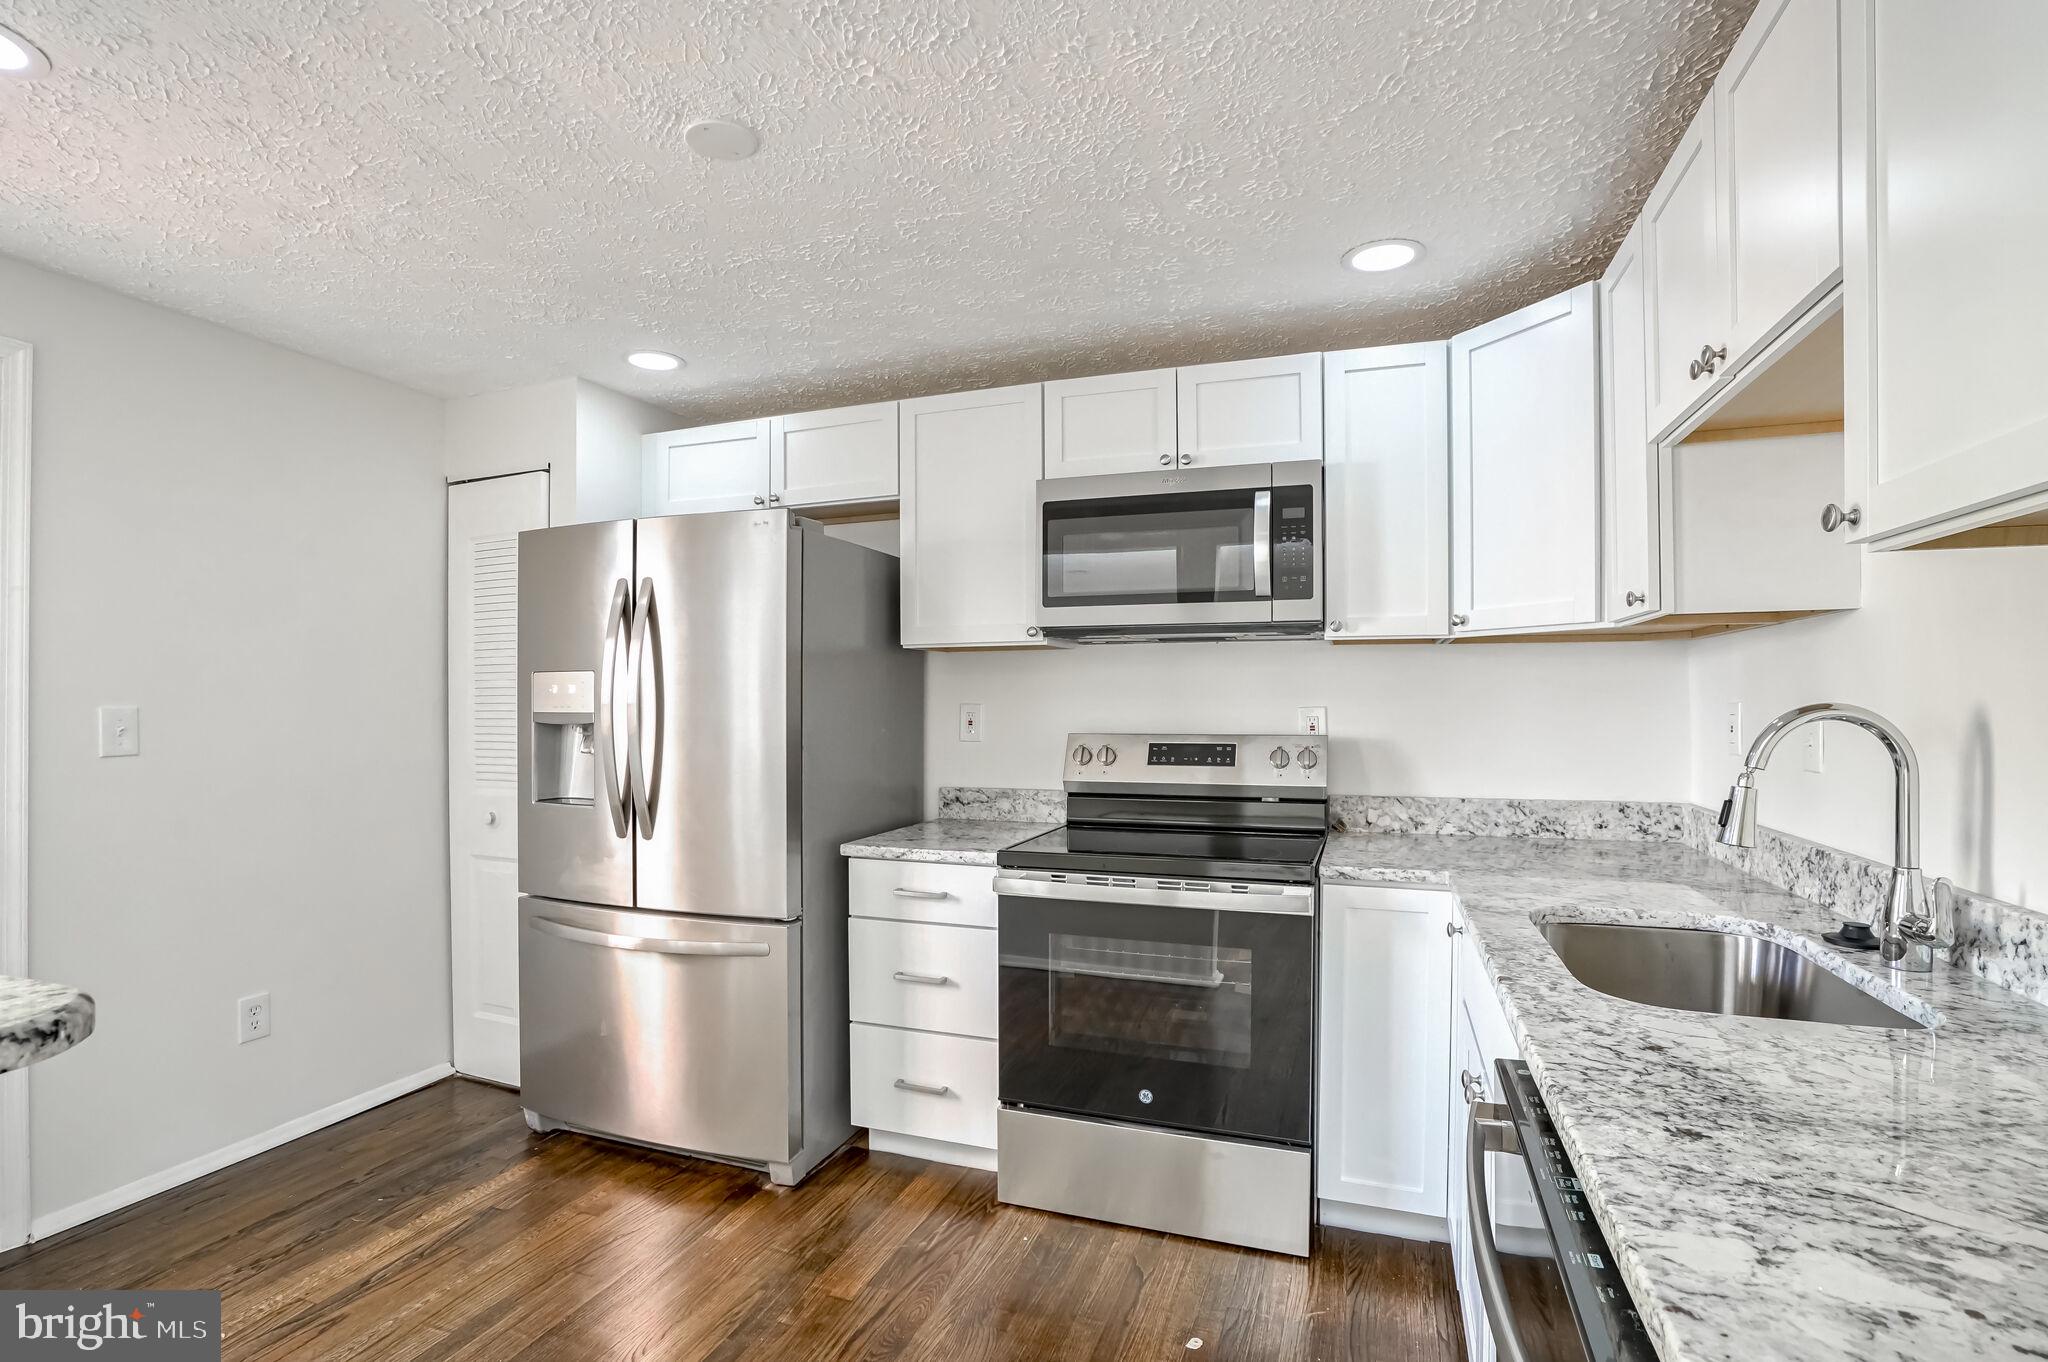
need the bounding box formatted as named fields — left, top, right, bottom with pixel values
left=1540, top=921, right=1927, bottom=1029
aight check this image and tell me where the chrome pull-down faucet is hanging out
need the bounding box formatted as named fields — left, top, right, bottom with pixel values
left=1717, top=703, right=1943, bottom=972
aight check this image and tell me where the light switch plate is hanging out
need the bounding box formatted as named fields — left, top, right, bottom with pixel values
left=1802, top=725, right=1825, bottom=773
left=958, top=702, right=984, bottom=742
left=97, top=705, right=140, bottom=757
left=1724, top=702, right=1743, bottom=756
left=1297, top=706, right=1328, bottom=736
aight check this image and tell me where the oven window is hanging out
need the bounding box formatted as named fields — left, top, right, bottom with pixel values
left=1047, top=932, right=1252, bottom=1069
left=1043, top=490, right=1259, bottom=605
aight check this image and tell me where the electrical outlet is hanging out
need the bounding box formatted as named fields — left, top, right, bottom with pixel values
left=97, top=705, right=140, bottom=757
left=1802, top=725, right=1825, bottom=773
left=238, top=992, right=271, bottom=1044
left=958, top=702, right=984, bottom=742
left=1297, top=706, right=1328, bottom=736
left=1725, top=702, right=1743, bottom=756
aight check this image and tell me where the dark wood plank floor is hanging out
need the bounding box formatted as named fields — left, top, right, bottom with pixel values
left=0, top=1078, right=1474, bottom=1361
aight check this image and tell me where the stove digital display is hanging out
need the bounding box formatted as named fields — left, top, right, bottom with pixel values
left=1147, top=742, right=1236, bottom=767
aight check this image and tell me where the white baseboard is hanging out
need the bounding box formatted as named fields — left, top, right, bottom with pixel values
left=1319, top=1198, right=1450, bottom=1244
left=868, top=1128, right=997, bottom=1172
left=30, top=1062, right=454, bottom=1242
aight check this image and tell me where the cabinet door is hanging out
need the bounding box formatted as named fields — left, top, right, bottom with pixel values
left=1316, top=885, right=1455, bottom=1219
left=1644, top=98, right=1730, bottom=438
left=1043, top=369, right=1177, bottom=478
left=771, top=402, right=898, bottom=507
left=1843, top=0, right=2048, bottom=544
left=1176, top=354, right=1323, bottom=468
left=1600, top=225, right=1662, bottom=623
left=642, top=420, right=771, bottom=515
left=1449, top=285, right=1601, bottom=634
left=1718, top=0, right=1842, bottom=366
left=1322, top=344, right=1450, bottom=639
left=899, top=385, right=1048, bottom=648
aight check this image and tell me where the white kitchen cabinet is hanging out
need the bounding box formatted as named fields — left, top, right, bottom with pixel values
left=1317, top=884, right=1456, bottom=1223
left=1841, top=0, right=2048, bottom=547
left=642, top=419, right=772, bottom=516
left=1322, top=344, right=1450, bottom=639
left=1042, top=368, right=1177, bottom=478
left=1176, top=353, right=1323, bottom=468
left=770, top=401, right=898, bottom=507
left=1644, top=98, right=1729, bottom=438
left=1717, top=0, right=1841, bottom=366
left=1600, top=224, right=1663, bottom=624
left=898, top=384, right=1050, bottom=648
left=1449, top=284, right=1601, bottom=635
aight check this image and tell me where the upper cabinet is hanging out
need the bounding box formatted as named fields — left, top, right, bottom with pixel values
left=1043, top=369, right=1177, bottom=478
left=1322, top=344, right=1450, bottom=640
left=1176, top=354, right=1323, bottom=468
left=1841, top=0, right=2048, bottom=548
left=1600, top=223, right=1662, bottom=624
left=1645, top=0, right=1842, bottom=440
left=771, top=401, right=899, bottom=507
left=898, top=385, right=1049, bottom=649
left=1449, top=284, right=1601, bottom=635
left=643, top=419, right=773, bottom=516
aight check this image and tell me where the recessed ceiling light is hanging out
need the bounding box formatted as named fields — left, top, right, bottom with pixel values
left=684, top=119, right=761, bottom=162
left=0, top=24, right=51, bottom=77
left=626, top=351, right=683, bottom=372
left=1343, top=239, right=1424, bottom=273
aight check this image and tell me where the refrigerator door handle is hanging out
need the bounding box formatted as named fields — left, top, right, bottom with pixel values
left=627, top=576, right=661, bottom=838
left=529, top=916, right=771, bottom=957
left=596, top=577, right=631, bottom=838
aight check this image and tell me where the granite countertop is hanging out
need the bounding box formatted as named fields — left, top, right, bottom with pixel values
left=839, top=818, right=1057, bottom=867
left=1320, top=831, right=2048, bottom=1362
left=0, top=975, right=95, bottom=1074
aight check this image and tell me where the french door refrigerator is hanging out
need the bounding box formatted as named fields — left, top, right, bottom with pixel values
left=515, top=509, right=922, bottom=1185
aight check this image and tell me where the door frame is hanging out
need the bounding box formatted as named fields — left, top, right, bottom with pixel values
left=1, top=335, right=33, bottom=1249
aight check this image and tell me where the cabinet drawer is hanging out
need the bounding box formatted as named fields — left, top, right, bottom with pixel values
left=850, top=1023, right=998, bottom=1149
left=848, top=858, right=998, bottom=928
left=849, top=918, right=997, bottom=1038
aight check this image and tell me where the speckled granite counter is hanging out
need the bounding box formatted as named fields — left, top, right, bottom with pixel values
left=840, top=819, right=1056, bottom=867
left=1321, top=832, right=2048, bottom=1362
left=0, top=976, right=95, bottom=1073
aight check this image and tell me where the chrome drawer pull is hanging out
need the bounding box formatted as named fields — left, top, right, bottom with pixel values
left=891, top=887, right=951, bottom=900
left=892, top=970, right=952, bottom=986
left=893, top=1078, right=951, bottom=1097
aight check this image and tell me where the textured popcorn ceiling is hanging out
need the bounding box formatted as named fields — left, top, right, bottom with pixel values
left=0, top=0, right=1752, bottom=421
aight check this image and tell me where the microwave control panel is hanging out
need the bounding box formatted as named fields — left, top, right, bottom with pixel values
left=1272, top=485, right=1317, bottom=600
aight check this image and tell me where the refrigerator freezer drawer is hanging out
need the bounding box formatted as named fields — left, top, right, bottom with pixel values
left=518, top=897, right=801, bottom=1163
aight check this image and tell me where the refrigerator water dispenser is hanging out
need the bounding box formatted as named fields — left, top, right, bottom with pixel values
left=530, top=670, right=597, bottom=805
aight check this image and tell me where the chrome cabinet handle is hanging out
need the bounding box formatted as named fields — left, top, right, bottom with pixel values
left=596, top=578, right=631, bottom=838
left=752, top=495, right=765, bottom=506
left=891, top=887, right=951, bottom=900
left=893, top=1078, right=951, bottom=1097
left=1251, top=489, right=1273, bottom=598
left=1158, top=454, right=1172, bottom=466
left=1460, top=1069, right=1486, bottom=1103
left=1445, top=921, right=1464, bottom=937
left=530, top=917, right=771, bottom=957
left=1689, top=343, right=1729, bottom=381
left=1820, top=503, right=1863, bottom=533
left=1025, top=626, right=1041, bottom=638
left=768, top=493, right=781, bottom=504
left=892, top=970, right=952, bottom=986
left=1178, top=453, right=1193, bottom=465
left=1328, top=620, right=1343, bottom=633
left=1451, top=613, right=1469, bottom=628
left=1626, top=589, right=1646, bottom=607
left=626, top=577, right=659, bottom=839
left=1467, top=1100, right=1533, bottom=1362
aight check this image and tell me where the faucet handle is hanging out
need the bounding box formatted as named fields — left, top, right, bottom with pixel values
left=1927, top=876, right=1957, bottom=950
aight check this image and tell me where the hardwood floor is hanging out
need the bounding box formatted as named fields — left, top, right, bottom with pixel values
left=0, top=1078, right=1473, bottom=1361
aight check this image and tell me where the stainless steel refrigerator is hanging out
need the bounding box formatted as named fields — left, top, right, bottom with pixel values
left=515, top=509, right=922, bottom=1185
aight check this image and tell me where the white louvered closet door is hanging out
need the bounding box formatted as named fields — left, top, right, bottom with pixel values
left=448, top=472, right=549, bottom=1085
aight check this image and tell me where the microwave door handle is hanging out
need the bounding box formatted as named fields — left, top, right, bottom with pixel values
left=1252, top=489, right=1272, bottom=598
left=627, top=577, right=660, bottom=839
left=596, top=578, right=631, bottom=838
left=1466, top=1099, right=1534, bottom=1362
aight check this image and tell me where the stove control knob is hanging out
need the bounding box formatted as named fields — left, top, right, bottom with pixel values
left=1098, top=744, right=1118, bottom=767
left=1072, top=743, right=1093, bottom=766
left=1296, top=747, right=1319, bottom=770
left=1269, top=746, right=1290, bottom=769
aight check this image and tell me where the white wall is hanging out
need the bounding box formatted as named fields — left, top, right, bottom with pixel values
left=445, top=378, right=673, bottom=526
left=925, top=640, right=1693, bottom=814
left=2, top=253, right=451, bottom=1227
left=573, top=380, right=673, bottom=523
left=1688, top=546, right=2048, bottom=909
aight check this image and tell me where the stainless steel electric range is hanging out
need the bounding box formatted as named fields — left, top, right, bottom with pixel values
left=992, top=731, right=1328, bottom=1256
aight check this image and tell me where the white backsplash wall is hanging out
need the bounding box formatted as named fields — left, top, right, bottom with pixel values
left=1687, top=545, right=2048, bottom=911
left=924, top=639, right=1694, bottom=816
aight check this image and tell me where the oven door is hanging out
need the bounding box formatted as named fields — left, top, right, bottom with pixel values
left=993, top=872, right=1314, bottom=1146
left=1035, top=463, right=1320, bottom=629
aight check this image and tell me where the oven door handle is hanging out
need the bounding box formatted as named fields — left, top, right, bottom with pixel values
left=1466, top=1099, right=1533, bottom=1362
left=1252, top=488, right=1273, bottom=598
left=991, top=873, right=1313, bottom=916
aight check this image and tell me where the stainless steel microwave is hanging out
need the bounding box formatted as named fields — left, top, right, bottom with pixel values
left=1033, top=461, right=1322, bottom=643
